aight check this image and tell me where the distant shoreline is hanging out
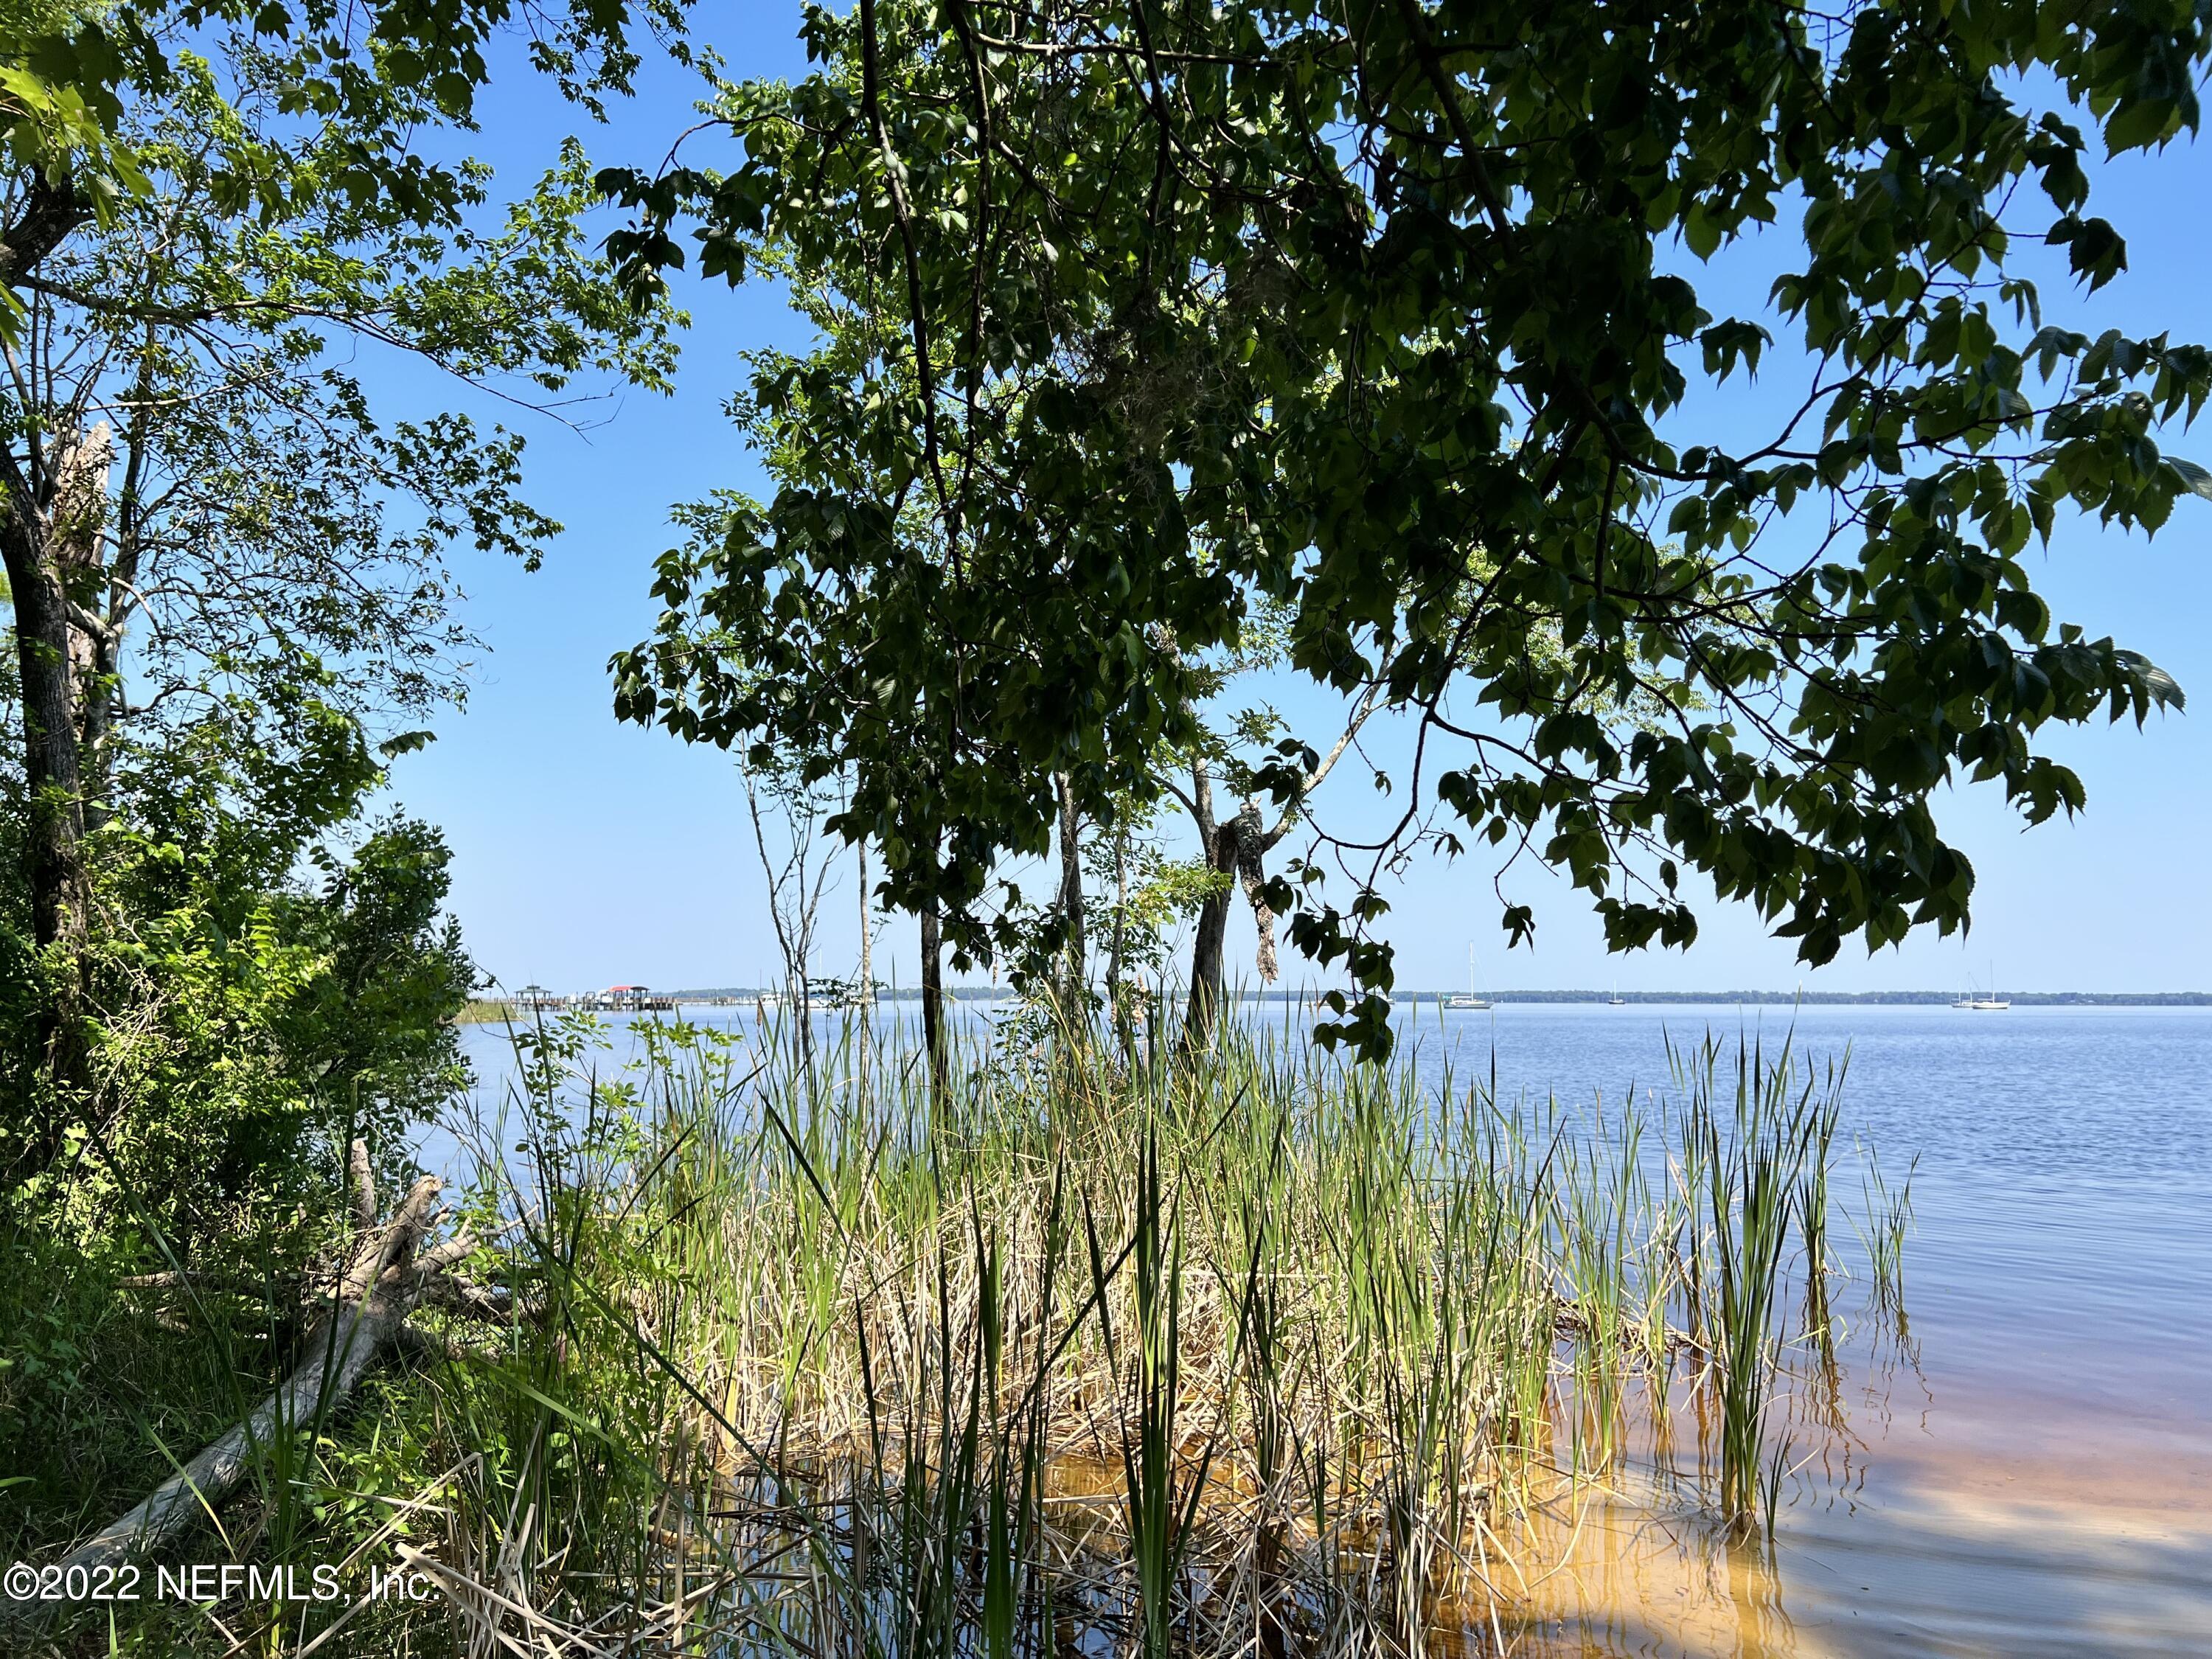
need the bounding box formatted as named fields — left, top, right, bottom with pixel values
left=641, top=987, right=2211, bottom=1008
left=1379, top=990, right=2212, bottom=1006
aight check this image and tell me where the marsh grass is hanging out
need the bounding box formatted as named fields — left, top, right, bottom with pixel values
left=367, top=1011, right=1885, bottom=1655
left=11, top=1009, right=1905, bottom=1656
left=1669, top=1032, right=1846, bottom=1528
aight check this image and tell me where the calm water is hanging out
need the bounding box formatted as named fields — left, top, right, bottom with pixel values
left=451, top=1001, right=2212, bottom=1657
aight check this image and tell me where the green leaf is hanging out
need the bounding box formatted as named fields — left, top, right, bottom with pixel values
left=2165, top=457, right=2212, bottom=502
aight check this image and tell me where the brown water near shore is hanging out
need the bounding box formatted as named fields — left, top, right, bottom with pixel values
left=1498, top=1438, right=2212, bottom=1657
left=1406, top=1005, right=2210, bottom=1656
left=899, top=1287, right=2208, bottom=1659
left=1499, top=1142, right=2212, bottom=1652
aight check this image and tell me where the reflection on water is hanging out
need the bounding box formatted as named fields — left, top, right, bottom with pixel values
left=451, top=1001, right=2212, bottom=1656
left=1480, top=1470, right=2212, bottom=1658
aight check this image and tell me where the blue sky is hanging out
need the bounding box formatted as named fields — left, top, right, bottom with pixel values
left=375, top=11, right=2212, bottom=996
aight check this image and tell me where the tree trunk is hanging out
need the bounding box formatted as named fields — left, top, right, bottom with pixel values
left=1181, top=821, right=1238, bottom=1053
left=1170, top=681, right=1378, bottom=1057
left=0, top=1147, right=524, bottom=1635
left=857, top=840, right=873, bottom=1088
left=55, top=422, right=114, bottom=760
left=1, top=175, right=97, bottom=1038
left=858, top=841, right=873, bottom=1000
left=2, top=506, right=95, bottom=1094
left=920, top=822, right=946, bottom=1098
left=1054, top=772, right=1085, bottom=1026
left=1233, top=801, right=1280, bottom=984
left=86, top=420, right=141, bottom=833
left=1, top=526, right=90, bottom=959
left=920, top=899, right=945, bottom=1096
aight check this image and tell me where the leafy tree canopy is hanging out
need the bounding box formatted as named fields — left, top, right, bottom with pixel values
left=608, top=0, right=2209, bottom=1057
left=4, top=0, right=681, bottom=1161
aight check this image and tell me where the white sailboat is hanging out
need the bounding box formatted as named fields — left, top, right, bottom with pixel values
left=1952, top=960, right=2010, bottom=1011
left=1444, top=943, right=1491, bottom=1009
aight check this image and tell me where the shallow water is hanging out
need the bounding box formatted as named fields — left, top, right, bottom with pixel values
left=1394, top=1002, right=2212, bottom=1658
left=451, top=1001, right=2212, bottom=1657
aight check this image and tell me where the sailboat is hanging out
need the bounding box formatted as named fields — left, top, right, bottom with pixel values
left=1444, top=943, right=1492, bottom=1009
left=1952, top=960, right=2010, bottom=1011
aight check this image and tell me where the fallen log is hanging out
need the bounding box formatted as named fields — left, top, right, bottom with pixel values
left=4, top=1142, right=522, bottom=1634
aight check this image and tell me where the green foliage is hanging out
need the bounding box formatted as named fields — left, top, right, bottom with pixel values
left=606, top=0, right=2209, bottom=1058
left=0, top=1222, right=304, bottom=1574
left=4, top=706, right=474, bottom=1247
left=7, top=27, right=682, bottom=759
left=3, top=0, right=680, bottom=1231
left=3, top=0, right=682, bottom=248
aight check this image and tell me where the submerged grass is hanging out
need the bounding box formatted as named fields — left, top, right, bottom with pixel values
left=10, top=1010, right=1903, bottom=1655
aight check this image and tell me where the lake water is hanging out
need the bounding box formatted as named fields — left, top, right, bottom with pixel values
left=451, top=1001, right=2212, bottom=1658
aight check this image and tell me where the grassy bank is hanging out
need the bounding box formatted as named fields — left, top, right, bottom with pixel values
left=3, top=1013, right=1892, bottom=1655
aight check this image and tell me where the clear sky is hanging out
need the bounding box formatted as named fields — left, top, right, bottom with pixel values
left=370, top=11, right=2212, bottom=997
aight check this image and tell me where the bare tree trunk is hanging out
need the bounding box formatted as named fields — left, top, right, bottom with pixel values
left=1, top=523, right=90, bottom=959
left=1, top=1145, right=521, bottom=1633
left=1175, top=681, right=1382, bottom=1054
left=1231, top=801, right=1279, bottom=984
left=858, top=841, right=873, bottom=1001
left=77, top=618, right=120, bottom=834
left=56, top=423, right=114, bottom=751
left=2, top=504, right=94, bottom=1094
left=83, top=417, right=139, bottom=832
left=920, top=822, right=947, bottom=1099
left=1183, top=820, right=1237, bottom=1053
left=1, top=175, right=96, bottom=1086
left=742, top=767, right=829, bottom=1073
left=1180, top=763, right=1222, bottom=1051
left=1054, top=772, right=1086, bottom=1028
left=920, top=897, right=945, bottom=1097
left=857, top=839, right=873, bottom=1089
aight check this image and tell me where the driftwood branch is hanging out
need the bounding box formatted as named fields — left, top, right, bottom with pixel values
left=7, top=1141, right=530, bottom=1629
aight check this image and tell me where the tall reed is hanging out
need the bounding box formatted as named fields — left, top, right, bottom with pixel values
left=1671, top=1032, right=1841, bottom=1528
left=189, top=1006, right=1899, bottom=1657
